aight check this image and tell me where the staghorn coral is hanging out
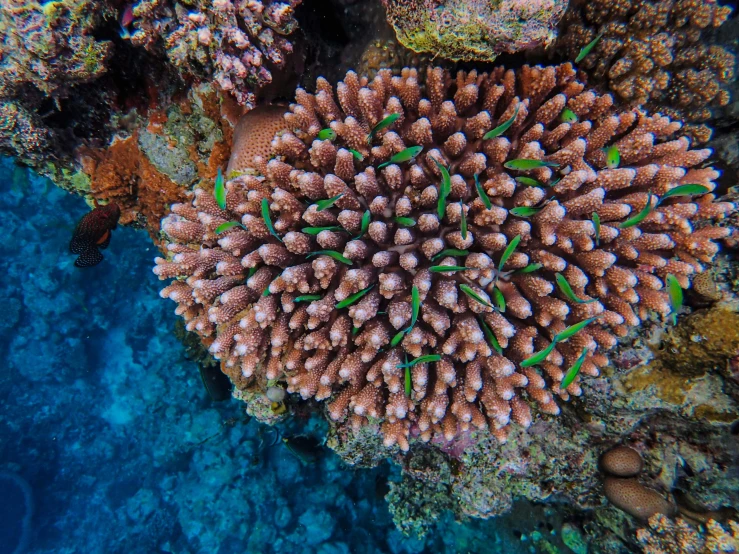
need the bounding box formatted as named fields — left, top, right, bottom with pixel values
left=226, top=104, right=288, bottom=176
left=153, top=64, right=733, bottom=452
left=637, top=514, right=739, bottom=553
left=557, top=0, right=736, bottom=143
left=129, top=0, right=302, bottom=108
left=381, top=0, right=566, bottom=62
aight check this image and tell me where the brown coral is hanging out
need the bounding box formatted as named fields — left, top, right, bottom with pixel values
left=154, top=64, right=733, bottom=451
left=557, top=0, right=735, bottom=143
left=226, top=105, right=288, bottom=177
left=604, top=477, right=678, bottom=520
left=637, top=514, right=739, bottom=553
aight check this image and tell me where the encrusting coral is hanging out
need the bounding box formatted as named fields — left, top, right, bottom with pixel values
left=556, top=0, right=736, bottom=143
left=637, top=514, right=739, bottom=553
left=381, top=0, right=566, bottom=62
left=154, top=63, right=733, bottom=452
left=129, top=0, right=302, bottom=108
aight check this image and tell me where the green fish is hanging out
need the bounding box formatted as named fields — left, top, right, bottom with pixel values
left=605, top=145, right=620, bottom=169
left=515, top=176, right=545, bottom=187
left=301, top=225, right=344, bottom=235
left=592, top=212, right=601, bottom=246
left=315, top=194, right=344, bottom=211
left=510, top=206, right=544, bottom=218
left=459, top=284, right=493, bottom=309
left=436, top=160, right=452, bottom=219
left=575, top=32, right=604, bottom=63
left=560, top=108, right=578, bottom=124
left=391, top=329, right=406, bottom=347
left=295, top=294, right=323, bottom=302
left=432, top=248, right=469, bottom=261
left=666, top=274, right=683, bottom=325
left=619, top=193, right=654, bottom=229
left=396, top=354, right=442, bottom=368
left=498, top=235, right=521, bottom=272
left=215, top=221, right=246, bottom=234
left=317, top=128, right=337, bottom=141
left=658, top=184, right=710, bottom=204
left=428, top=265, right=473, bottom=273
left=348, top=149, right=364, bottom=161
left=504, top=159, right=560, bottom=170
left=261, top=198, right=282, bottom=243
left=377, top=146, right=423, bottom=169
left=491, top=286, right=506, bottom=312
left=355, top=210, right=371, bottom=239
left=521, top=340, right=558, bottom=368
left=306, top=250, right=353, bottom=265
left=512, top=263, right=543, bottom=275
left=368, top=113, right=400, bottom=144
left=394, top=216, right=416, bottom=227
left=410, top=285, right=420, bottom=330
left=555, top=273, right=597, bottom=304
left=214, top=168, right=226, bottom=210
left=560, top=348, right=588, bottom=389
left=556, top=317, right=598, bottom=342
left=404, top=364, right=412, bottom=397
left=335, top=284, right=374, bottom=309
left=478, top=316, right=502, bottom=355
left=483, top=105, right=520, bottom=140
left=460, top=200, right=468, bottom=239
left=474, top=173, right=492, bottom=209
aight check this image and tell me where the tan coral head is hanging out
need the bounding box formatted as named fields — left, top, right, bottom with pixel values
left=154, top=64, right=734, bottom=452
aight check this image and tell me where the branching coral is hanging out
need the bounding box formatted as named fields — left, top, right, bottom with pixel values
left=130, top=0, right=302, bottom=107
left=154, top=64, right=733, bottom=452
left=557, top=0, right=735, bottom=143
left=381, top=0, right=566, bottom=62
left=637, top=514, right=739, bottom=553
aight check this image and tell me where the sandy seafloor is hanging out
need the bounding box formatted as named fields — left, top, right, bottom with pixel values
left=0, top=156, right=541, bottom=553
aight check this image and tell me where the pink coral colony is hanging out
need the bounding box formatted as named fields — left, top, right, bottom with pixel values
left=154, top=64, right=733, bottom=452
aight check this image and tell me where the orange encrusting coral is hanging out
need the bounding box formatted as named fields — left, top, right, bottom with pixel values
left=154, top=64, right=733, bottom=452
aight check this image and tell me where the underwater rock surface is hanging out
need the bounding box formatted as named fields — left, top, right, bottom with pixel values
left=0, top=157, right=538, bottom=553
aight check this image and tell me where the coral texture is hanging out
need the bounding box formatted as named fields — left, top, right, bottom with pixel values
left=601, top=445, right=644, bottom=477
left=381, top=0, right=566, bottom=62
left=557, top=0, right=736, bottom=143
left=637, top=514, right=739, bottom=553
left=130, top=0, right=302, bottom=107
left=154, top=64, right=733, bottom=452
left=227, top=104, right=289, bottom=176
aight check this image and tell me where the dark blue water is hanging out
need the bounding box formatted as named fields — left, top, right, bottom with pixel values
left=0, top=158, right=530, bottom=554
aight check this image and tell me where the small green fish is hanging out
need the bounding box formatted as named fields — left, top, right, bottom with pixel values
left=335, top=284, right=374, bottom=309
left=478, top=316, right=502, bottom=355
left=512, top=263, right=543, bottom=275
left=429, top=265, right=473, bottom=273
left=504, top=159, right=560, bottom=171
left=247, top=266, right=259, bottom=278
left=410, top=286, right=420, bottom=330
left=214, top=168, right=226, bottom=210
left=491, top=286, right=506, bottom=312
left=515, top=176, right=546, bottom=187
left=560, top=108, right=578, bottom=124
left=378, top=146, right=423, bottom=170
left=396, top=354, right=442, bottom=368
left=575, top=32, right=604, bottom=63
left=658, top=184, right=711, bottom=204
left=315, top=194, right=344, bottom=211
left=459, top=284, right=492, bottom=309
left=404, top=363, right=412, bottom=397
left=510, top=206, right=544, bottom=218
left=306, top=250, right=353, bottom=265
left=483, top=104, right=520, bottom=140
left=436, top=160, right=452, bottom=219
left=262, top=281, right=274, bottom=297
left=317, top=128, right=337, bottom=141
left=368, top=113, right=400, bottom=144
left=394, top=216, right=416, bottom=227
left=460, top=200, right=468, bottom=239
left=431, top=248, right=469, bottom=261
left=592, top=212, right=601, bottom=246
left=619, top=193, right=654, bottom=229
left=391, top=329, right=406, bottom=347
left=294, top=294, right=323, bottom=302
left=352, top=326, right=361, bottom=336
left=302, top=226, right=344, bottom=235
left=555, top=317, right=598, bottom=342
left=498, top=235, right=521, bottom=272
left=555, top=273, right=597, bottom=304
left=604, top=145, right=620, bottom=169
left=349, top=149, right=364, bottom=161
left=261, top=198, right=282, bottom=243
left=521, top=340, right=558, bottom=368
left=665, top=273, right=683, bottom=325
left=474, top=173, right=492, bottom=209
left=355, top=210, right=371, bottom=239
left=560, top=348, right=588, bottom=389
left=215, top=221, right=246, bottom=234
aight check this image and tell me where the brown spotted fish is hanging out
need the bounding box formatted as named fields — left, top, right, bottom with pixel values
left=69, top=202, right=121, bottom=267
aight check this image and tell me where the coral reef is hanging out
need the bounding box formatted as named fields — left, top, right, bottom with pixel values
left=227, top=104, right=289, bottom=176
left=601, top=445, right=644, bottom=477
left=130, top=0, right=303, bottom=107
left=556, top=0, right=736, bottom=143
left=154, top=63, right=733, bottom=453
left=381, top=0, right=566, bottom=62
left=637, top=514, right=739, bottom=553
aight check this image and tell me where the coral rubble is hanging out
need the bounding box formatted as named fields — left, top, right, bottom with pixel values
left=557, top=0, right=736, bottom=143
left=130, top=0, right=303, bottom=108
left=154, top=63, right=733, bottom=454
left=381, top=0, right=566, bottom=61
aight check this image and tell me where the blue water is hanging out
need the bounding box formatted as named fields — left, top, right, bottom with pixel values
left=0, top=158, right=533, bottom=554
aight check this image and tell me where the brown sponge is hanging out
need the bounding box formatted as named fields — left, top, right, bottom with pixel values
left=603, top=477, right=678, bottom=521
left=601, top=445, right=644, bottom=477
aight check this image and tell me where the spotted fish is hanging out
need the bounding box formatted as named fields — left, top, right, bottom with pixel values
left=70, top=202, right=121, bottom=267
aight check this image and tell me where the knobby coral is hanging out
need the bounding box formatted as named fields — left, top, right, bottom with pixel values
left=381, top=0, right=566, bottom=62
left=637, top=514, right=739, bottom=553
left=154, top=64, right=733, bottom=452
left=130, top=0, right=302, bottom=107
left=557, top=0, right=735, bottom=143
